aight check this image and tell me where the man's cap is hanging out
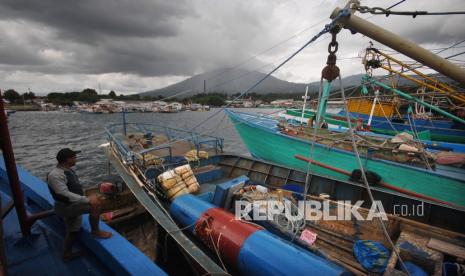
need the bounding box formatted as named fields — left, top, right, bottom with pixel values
left=56, top=148, right=81, bottom=163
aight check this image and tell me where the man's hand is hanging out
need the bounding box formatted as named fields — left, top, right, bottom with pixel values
left=88, top=194, right=100, bottom=208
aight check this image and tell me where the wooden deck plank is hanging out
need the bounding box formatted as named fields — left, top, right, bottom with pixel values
left=428, top=238, right=465, bottom=259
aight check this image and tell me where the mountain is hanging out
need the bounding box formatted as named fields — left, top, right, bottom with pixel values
left=140, top=68, right=317, bottom=98
left=139, top=67, right=454, bottom=99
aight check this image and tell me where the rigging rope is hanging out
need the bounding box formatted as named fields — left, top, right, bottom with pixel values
left=338, top=74, right=411, bottom=276
left=356, top=5, right=465, bottom=17
left=298, top=77, right=325, bottom=243
left=132, top=82, right=365, bottom=156
left=129, top=83, right=364, bottom=157
left=159, top=89, right=193, bottom=101
left=189, top=9, right=351, bottom=131
left=385, top=0, right=406, bottom=10
left=205, top=33, right=332, bottom=93
left=445, top=50, right=465, bottom=60
left=204, top=17, right=329, bottom=85
left=406, top=109, right=434, bottom=171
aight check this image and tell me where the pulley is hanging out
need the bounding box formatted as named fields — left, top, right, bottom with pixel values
left=321, top=26, right=341, bottom=81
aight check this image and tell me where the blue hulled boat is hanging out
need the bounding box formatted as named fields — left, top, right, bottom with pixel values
left=102, top=120, right=465, bottom=275
left=340, top=110, right=465, bottom=143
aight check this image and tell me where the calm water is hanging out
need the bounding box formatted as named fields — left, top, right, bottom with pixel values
left=8, top=108, right=273, bottom=187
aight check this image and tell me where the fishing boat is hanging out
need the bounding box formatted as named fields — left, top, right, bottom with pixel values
left=282, top=109, right=465, bottom=153
left=226, top=109, right=465, bottom=208
left=102, top=121, right=465, bottom=275
left=0, top=96, right=166, bottom=275
left=285, top=106, right=465, bottom=144
left=0, top=157, right=166, bottom=275
left=159, top=102, right=183, bottom=113
left=222, top=0, right=465, bottom=211
left=291, top=195, right=465, bottom=275
left=103, top=122, right=346, bottom=275
left=328, top=47, right=465, bottom=144
left=159, top=105, right=178, bottom=113
left=78, top=105, right=104, bottom=114
left=190, top=103, right=203, bottom=111
left=328, top=44, right=465, bottom=143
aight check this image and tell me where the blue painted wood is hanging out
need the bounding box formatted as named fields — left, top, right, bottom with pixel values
left=0, top=156, right=166, bottom=276
left=342, top=111, right=465, bottom=142
left=80, top=216, right=166, bottom=276
left=197, top=191, right=214, bottom=203
left=212, top=175, right=249, bottom=207
left=2, top=198, right=112, bottom=276
left=195, top=167, right=224, bottom=184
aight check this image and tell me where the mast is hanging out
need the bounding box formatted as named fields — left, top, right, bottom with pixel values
left=0, top=90, right=53, bottom=236
left=330, top=3, right=465, bottom=86
left=364, top=75, right=465, bottom=125
left=301, top=85, right=309, bottom=126
left=367, top=90, right=379, bottom=127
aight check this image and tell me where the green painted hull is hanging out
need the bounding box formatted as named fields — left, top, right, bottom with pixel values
left=286, top=109, right=465, bottom=143
left=229, top=111, right=465, bottom=208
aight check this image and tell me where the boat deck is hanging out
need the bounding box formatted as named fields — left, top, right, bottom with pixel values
left=0, top=157, right=166, bottom=276
left=2, top=192, right=110, bottom=276
left=104, top=137, right=465, bottom=275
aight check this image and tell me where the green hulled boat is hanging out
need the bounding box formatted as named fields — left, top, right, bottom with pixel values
left=226, top=109, right=465, bottom=208
left=285, top=108, right=465, bottom=143
left=281, top=109, right=465, bottom=154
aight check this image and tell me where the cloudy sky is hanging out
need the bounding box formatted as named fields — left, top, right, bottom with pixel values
left=1, top=0, right=464, bottom=95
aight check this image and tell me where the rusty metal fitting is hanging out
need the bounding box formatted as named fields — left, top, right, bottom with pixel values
left=321, top=25, right=341, bottom=82
left=328, top=41, right=339, bottom=54
left=322, top=64, right=340, bottom=82
left=326, top=53, right=337, bottom=65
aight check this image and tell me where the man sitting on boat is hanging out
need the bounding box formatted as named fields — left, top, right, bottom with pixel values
left=355, top=118, right=369, bottom=131
left=47, top=148, right=112, bottom=261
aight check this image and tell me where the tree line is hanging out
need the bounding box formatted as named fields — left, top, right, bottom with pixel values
left=46, top=89, right=143, bottom=105
left=2, top=88, right=314, bottom=107
left=2, top=89, right=36, bottom=104
left=3, top=86, right=376, bottom=107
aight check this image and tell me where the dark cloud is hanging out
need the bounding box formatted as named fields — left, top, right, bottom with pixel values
left=0, top=0, right=273, bottom=77
left=81, top=40, right=197, bottom=76
left=0, top=0, right=464, bottom=93
left=364, top=1, right=465, bottom=45
left=0, top=0, right=200, bottom=76
left=0, top=0, right=192, bottom=43
left=399, top=16, right=465, bottom=45
left=0, top=41, right=45, bottom=66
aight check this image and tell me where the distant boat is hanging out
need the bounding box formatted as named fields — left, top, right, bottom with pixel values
left=78, top=107, right=104, bottom=114
left=190, top=103, right=202, bottom=111
left=159, top=102, right=182, bottom=113
left=5, top=109, right=16, bottom=116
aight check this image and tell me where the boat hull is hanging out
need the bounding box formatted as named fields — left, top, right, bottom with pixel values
left=283, top=109, right=465, bottom=153
left=286, top=109, right=465, bottom=143
left=227, top=110, right=465, bottom=208
left=170, top=194, right=348, bottom=276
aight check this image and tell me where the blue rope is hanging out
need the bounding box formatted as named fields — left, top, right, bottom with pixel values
left=190, top=9, right=350, bottom=131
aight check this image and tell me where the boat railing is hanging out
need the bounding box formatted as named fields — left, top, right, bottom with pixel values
left=105, top=127, right=134, bottom=163
left=138, top=145, right=173, bottom=158
left=105, top=122, right=224, bottom=164
left=137, top=145, right=174, bottom=168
